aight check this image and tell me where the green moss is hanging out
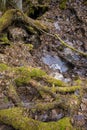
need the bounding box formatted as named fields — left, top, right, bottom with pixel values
left=16, top=67, right=46, bottom=77
left=55, top=86, right=81, bottom=93
left=73, top=79, right=82, bottom=86
left=30, top=68, right=46, bottom=78
left=15, top=67, right=46, bottom=86
left=45, top=76, right=68, bottom=87
left=40, top=85, right=81, bottom=94
left=59, top=0, right=69, bottom=10
left=14, top=67, right=30, bottom=86
left=15, top=76, right=31, bottom=86
left=25, top=25, right=37, bottom=34
left=0, top=9, right=16, bottom=33
left=7, top=85, right=22, bottom=106
left=0, top=107, right=74, bottom=130
left=0, top=34, right=10, bottom=45
left=0, top=63, right=9, bottom=71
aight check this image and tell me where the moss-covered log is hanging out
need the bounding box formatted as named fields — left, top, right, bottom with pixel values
left=0, top=107, right=74, bottom=130
left=0, top=9, right=48, bottom=33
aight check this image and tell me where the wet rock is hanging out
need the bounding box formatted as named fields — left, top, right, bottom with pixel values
left=42, top=54, right=69, bottom=72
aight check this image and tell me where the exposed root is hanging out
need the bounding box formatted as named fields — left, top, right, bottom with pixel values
left=29, top=79, right=56, bottom=99
left=0, top=107, right=74, bottom=130
left=6, top=84, right=23, bottom=107
left=0, top=9, right=48, bottom=33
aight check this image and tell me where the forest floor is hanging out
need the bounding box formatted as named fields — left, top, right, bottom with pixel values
left=0, top=0, right=87, bottom=130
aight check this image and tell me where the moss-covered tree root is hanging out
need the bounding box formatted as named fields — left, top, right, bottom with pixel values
left=0, top=107, right=74, bottom=130
left=6, top=84, right=23, bottom=107
left=0, top=9, right=17, bottom=33
left=0, top=9, right=48, bottom=33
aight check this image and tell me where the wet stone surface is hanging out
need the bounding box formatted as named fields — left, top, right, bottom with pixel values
left=42, top=54, right=69, bottom=73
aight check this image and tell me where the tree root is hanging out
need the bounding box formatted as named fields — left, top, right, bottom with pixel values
left=29, top=100, right=68, bottom=111
left=0, top=107, right=74, bottom=130
left=29, top=79, right=81, bottom=95
left=38, top=29, right=87, bottom=57
left=28, top=79, right=56, bottom=99
left=0, top=9, right=17, bottom=33
left=55, top=34, right=87, bottom=57
left=43, top=75, right=68, bottom=87
left=0, top=9, right=86, bottom=57
left=6, top=84, right=23, bottom=107
left=0, top=9, right=48, bottom=33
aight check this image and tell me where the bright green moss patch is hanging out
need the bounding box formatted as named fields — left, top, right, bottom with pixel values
left=0, top=9, right=16, bottom=33
left=16, top=67, right=46, bottom=77
left=0, top=63, right=9, bottom=71
left=0, top=107, right=74, bottom=130
left=55, top=86, right=81, bottom=93
left=45, top=75, right=68, bottom=87
left=29, top=68, right=46, bottom=78
left=15, top=67, right=47, bottom=86
left=25, top=44, right=34, bottom=50
left=15, top=76, right=31, bottom=86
